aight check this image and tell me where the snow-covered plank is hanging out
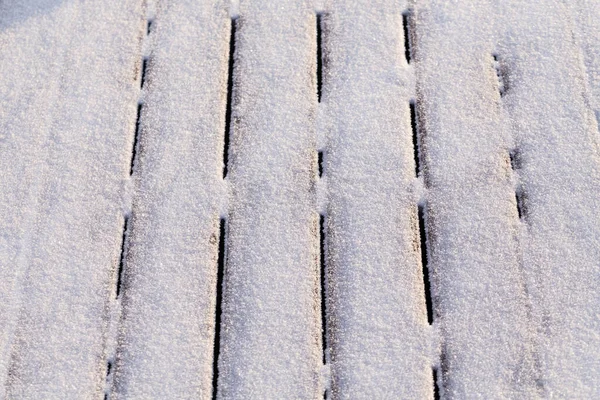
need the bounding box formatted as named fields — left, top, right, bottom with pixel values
left=216, top=0, right=322, bottom=397
left=110, top=1, right=230, bottom=398
left=566, top=0, right=600, bottom=117
left=320, top=0, right=433, bottom=398
left=414, top=1, right=538, bottom=397
left=495, top=1, right=600, bottom=396
left=0, top=1, right=143, bottom=397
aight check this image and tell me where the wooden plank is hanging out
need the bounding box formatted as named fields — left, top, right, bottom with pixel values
left=414, top=0, right=538, bottom=396
left=111, top=0, right=230, bottom=398
left=496, top=1, right=600, bottom=396
left=0, top=1, right=144, bottom=397
left=216, top=0, right=322, bottom=397
left=321, top=0, right=433, bottom=397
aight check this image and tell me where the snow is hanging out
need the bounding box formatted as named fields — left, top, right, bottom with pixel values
left=0, top=0, right=142, bottom=397
left=496, top=1, right=600, bottom=396
left=216, top=1, right=322, bottom=398
left=415, top=2, right=534, bottom=397
left=110, top=1, right=230, bottom=398
left=320, top=1, right=433, bottom=398
left=416, top=0, right=600, bottom=397
left=0, top=0, right=599, bottom=398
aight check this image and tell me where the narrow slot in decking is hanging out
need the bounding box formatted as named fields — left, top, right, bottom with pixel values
left=515, top=192, right=524, bottom=219
left=318, top=151, right=324, bottom=177
left=319, top=214, right=328, bottom=365
left=410, top=101, right=420, bottom=176
left=222, top=18, right=237, bottom=178
left=320, top=214, right=329, bottom=399
left=129, top=103, right=142, bottom=176
left=103, top=360, right=113, bottom=400
left=418, top=205, right=434, bottom=324
left=212, top=219, right=227, bottom=399
left=116, top=216, right=130, bottom=298
left=140, top=58, right=148, bottom=89
left=509, top=149, right=520, bottom=170
left=433, top=368, right=440, bottom=400
left=492, top=53, right=508, bottom=97
left=509, top=150, right=526, bottom=220
left=402, top=11, right=413, bottom=64
left=316, top=13, right=324, bottom=102
left=128, top=19, right=152, bottom=175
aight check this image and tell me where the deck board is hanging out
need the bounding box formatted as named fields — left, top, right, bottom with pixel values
left=0, top=1, right=143, bottom=397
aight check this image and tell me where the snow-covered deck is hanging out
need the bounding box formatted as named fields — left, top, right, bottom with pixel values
left=1, top=0, right=599, bottom=398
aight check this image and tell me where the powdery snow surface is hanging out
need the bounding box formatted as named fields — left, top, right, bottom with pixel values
left=0, top=0, right=599, bottom=399
left=0, top=0, right=143, bottom=398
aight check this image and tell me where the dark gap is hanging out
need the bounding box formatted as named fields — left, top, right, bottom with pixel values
left=492, top=53, right=507, bottom=97
left=223, top=18, right=237, bottom=179
left=410, top=101, right=420, bottom=177
left=318, top=151, right=324, bottom=178
left=140, top=58, right=148, bottom=89
left=509, top=150, right=524, bottom=220
left=418, top=205, right=434, bottom=324
left=508, top=149, right=519, bottom=170
left=319, top=214, right=327, bottom=365
left=103, top=360, right=113, bottom=400
left=439, top=346, right=449, bottom=389
left=402, top=11, right=412, bottom=64
left=130, top=103, right=142, bottom=176
left=316, top=13, right=323, bottom=102
left=515, top=191, right=523, bottom=220
left=116, top=216, right=129, bottom=298
left=146, top=19, right=153, bottom=35
left=212, top=219, right=227, bottom=400
left=433, top=368, right=440, bottom=400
